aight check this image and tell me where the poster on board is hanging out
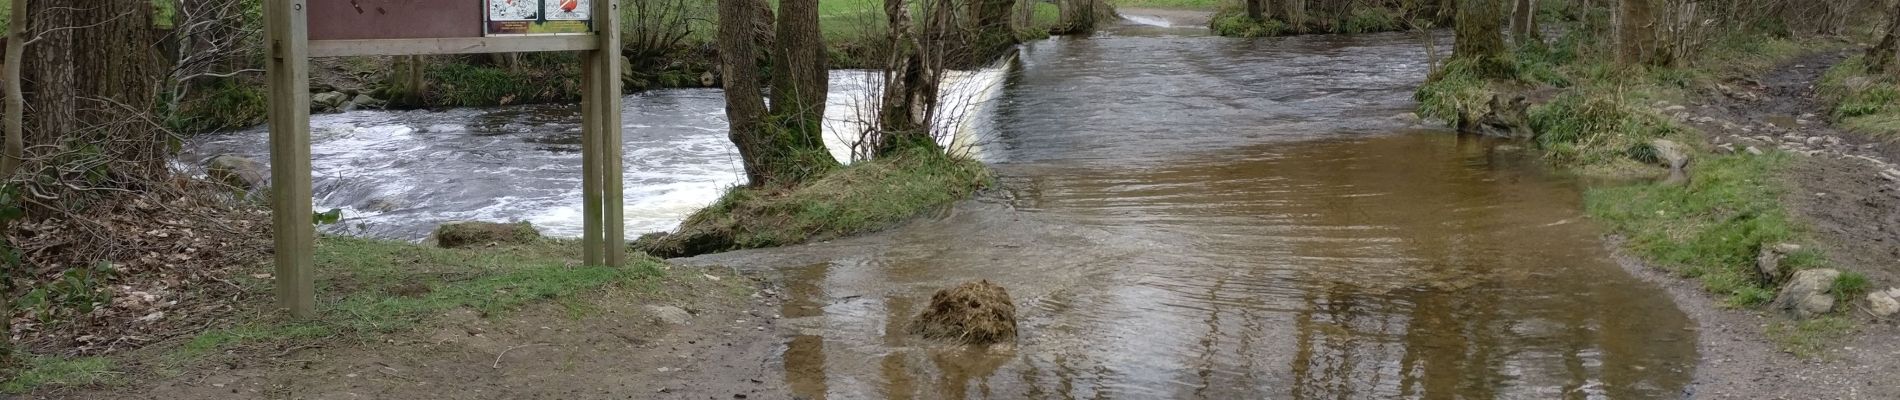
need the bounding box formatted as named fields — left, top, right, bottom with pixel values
left=487, top=0, right=591, bottom=36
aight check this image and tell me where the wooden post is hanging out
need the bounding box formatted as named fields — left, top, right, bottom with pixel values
left=581, top=39, right=604, bottom=266
left=265, top=0, right=315, bottom=318
left=598, top=0, right=625, bottom=267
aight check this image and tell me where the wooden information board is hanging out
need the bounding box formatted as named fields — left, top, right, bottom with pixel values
left=266, top=0, right=624, bottom=318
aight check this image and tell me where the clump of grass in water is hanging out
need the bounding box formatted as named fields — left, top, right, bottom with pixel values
left=1207, top=9, right=1287, bottom=38
left=646, top=147, right=990, bottom=256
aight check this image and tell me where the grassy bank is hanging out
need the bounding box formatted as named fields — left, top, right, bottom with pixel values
left=1818, top=55, right=1900, bottom=138
left=1414, top=25, right=1874, bottom=344
left=637, top=148, right=990, bottom=257
left=1, top=237, right=701, bottom=394
left=1112, top=0, right=1220, bottom=10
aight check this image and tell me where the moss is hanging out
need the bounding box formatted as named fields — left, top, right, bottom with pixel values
left=432, top=221, right=543, bottom=249
left=637, top=148, right=990, bottom=257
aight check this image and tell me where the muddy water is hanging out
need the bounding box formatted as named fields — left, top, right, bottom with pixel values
left=679, top=25, right=1698, bottom=399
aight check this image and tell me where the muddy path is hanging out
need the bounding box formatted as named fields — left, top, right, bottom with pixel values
left=1643, top=50, right=1900, bottom=399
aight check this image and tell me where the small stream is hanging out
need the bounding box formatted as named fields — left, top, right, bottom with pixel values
left=184, top=15, right=1696, bottom=399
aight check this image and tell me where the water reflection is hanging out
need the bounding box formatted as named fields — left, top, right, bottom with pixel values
left=697, top=133, right=1694, bottom=399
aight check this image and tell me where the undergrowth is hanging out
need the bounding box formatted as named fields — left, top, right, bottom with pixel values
left=1818, top=55, right=1900, bottom=138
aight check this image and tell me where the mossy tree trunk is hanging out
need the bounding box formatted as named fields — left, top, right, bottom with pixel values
left=876, top=0, right=950, bottom=156
left=1616, top=0, right=1663, bottom=66
left=769, top=0, right=830, bottom=145
left=1454, top=0, right=1507, bottom=62
left=1869, top=0, right=1900, bottom=75
left=719, top=0, right=837, bottom=187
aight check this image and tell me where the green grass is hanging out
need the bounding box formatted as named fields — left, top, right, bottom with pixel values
left=2, top=356, right=118, bottom=394
left=1585, top=152, right=1827, bottom=306
left=148, top=238, right=668, bottom=379
left=642, top=148, right=989, bottom=256
left=1819, top=55, right=1900, bottom=139
left=1766, top=316, right=1857, bottom=359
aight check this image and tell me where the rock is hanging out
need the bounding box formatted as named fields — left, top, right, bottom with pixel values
left=1745, top=146, right=1765, bottom=155
left=1755, top=243, right=1801, bottom=283
left=1663, top=105, right=1687, bottom=112
left=351, top=94, right=386, bottom=108
left=1390, top=112, right=1422, bottom=124
left=1806, top=136, right=1825, bottom=146
left=1715, top=144, right=1736, bottom=155
left=908, top=280, right=1018, bottom=345
left=312, top=91, right=349, bottom=111
left=432, top=221, right=542, bottom=248
left=206, top=154, right=267, bottom=190
left=1650, top=139, right=1692, bottom=185
left=1691, top=116, right=1716, bottom=124
left=1773, top=268, right=1840, bottom=319
left=1868, top=292, right=1900, bottom=317
left=362, top=198, right=401, bottom=213
left=644, top=305, right=692, bottom=325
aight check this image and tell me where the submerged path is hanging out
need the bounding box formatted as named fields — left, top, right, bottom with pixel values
left=679, top=17, right=1698, bottom=399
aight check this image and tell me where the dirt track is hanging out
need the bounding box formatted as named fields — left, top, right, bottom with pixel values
left=1622, top=51, right=1900, bottom=399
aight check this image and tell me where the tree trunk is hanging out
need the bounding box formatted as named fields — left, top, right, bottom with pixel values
left=718, top=0, right=773, bottom=186
left=770, top=0, right=829, bottom=141
left=0, top=0, right=22, bottom=369
left=73, top=0, right=166, bottom=177
left=1512, top=0, right=1540, bottom=45
left=1247, top=0, right=1266, bottom=21
left=1870, top=1, right=1900, bottom=75
left=22, top=0, right=73, bottom=150
left=1454, top=0, right=1507, bottom=62
left=1284, top=0, right=1307, bottom=33
left=1616, top=0, right=1661, bottom=66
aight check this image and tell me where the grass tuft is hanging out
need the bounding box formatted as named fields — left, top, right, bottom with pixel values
left=640, top=148, right=990, bottom=256
left=1818, top=55, right=1900, bottom=139
left=1766, top=316, right=1856, bottom=359
left=1, top=356, right=118, bottom=394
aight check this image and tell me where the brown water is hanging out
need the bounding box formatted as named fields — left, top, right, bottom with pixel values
left=679, top=23, right=1698, bottom=400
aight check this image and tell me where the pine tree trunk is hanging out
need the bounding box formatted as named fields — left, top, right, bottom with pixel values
left=1869, top=1, right=1900, bottom=75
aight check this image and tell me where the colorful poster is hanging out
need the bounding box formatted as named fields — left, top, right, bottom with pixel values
left=486, top=0, right=591, bottom=36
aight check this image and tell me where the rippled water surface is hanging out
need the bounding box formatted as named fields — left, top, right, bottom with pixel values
left=188, top=16, right=1696, bottom=399
left=681, top=23, right=1697, bottom=400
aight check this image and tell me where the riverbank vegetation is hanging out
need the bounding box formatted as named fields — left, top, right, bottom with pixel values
left=0, top=0, right=1071, bottom=387
left=0, top=236, right=754, bottom=394
left=636, top=148, right=988, bottom=257
left=1418, top=0, right=1889, bottom=349
left=1209, top=0, right=1442, bottom=37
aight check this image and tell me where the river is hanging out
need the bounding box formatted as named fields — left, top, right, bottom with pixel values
left=185, top=16, right=1696, bottom=399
